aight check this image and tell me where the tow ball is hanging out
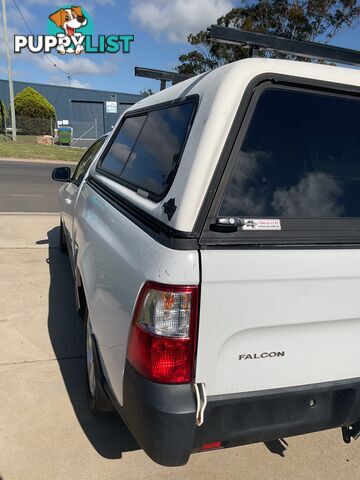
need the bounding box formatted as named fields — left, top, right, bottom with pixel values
left=342, top=423, right=360, bottom=444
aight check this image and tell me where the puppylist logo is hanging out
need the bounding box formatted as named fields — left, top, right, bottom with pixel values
left=14, top=5, right=134, bottom=55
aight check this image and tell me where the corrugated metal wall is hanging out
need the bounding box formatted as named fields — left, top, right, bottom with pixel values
left=0, top=79, right=143, bottom=138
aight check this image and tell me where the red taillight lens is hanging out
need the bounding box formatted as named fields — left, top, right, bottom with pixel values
left=127, top=282, right=199, bottom=384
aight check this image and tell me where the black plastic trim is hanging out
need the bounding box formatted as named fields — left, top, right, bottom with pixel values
left=193, top=377, right=360, bottom=451
left=195, top=73, right=360, bottom=248
left=86, top=176, right=199, bottom=250
left=96, top=95, right=199, bottom=203
left=104, top=360, right=360, bottom=466
left=107, top=361, right=197, bottom=467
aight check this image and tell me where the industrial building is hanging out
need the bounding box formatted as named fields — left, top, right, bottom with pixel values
left=0, top=79, right=143, bottom=141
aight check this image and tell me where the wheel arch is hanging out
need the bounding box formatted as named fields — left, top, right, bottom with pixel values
left=75, top=267, right=86, bottom=319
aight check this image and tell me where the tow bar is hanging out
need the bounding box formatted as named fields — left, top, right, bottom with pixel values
left=342, top=423, right=360, bottom=443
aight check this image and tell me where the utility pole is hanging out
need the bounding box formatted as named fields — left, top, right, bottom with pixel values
left=2, top=0, right=17, bottom=141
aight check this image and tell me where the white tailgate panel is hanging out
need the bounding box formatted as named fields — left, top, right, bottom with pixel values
left=197, top=249, right=360, bottom=396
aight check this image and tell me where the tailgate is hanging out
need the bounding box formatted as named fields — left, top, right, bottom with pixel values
left=196, top=249, right=360, bottom=396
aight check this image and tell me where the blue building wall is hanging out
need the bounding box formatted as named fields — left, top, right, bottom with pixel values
left=0, top=79, right=143, bottom=138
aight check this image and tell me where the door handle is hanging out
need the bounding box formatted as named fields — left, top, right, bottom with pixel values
left=65, top=197, right=72, bottom=205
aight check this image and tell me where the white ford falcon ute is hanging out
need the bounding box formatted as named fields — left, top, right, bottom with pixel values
left=52, top=30, right=360, bottom=466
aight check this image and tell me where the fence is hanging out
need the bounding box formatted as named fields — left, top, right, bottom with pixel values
left=0, top=116, right=103, bottom=148
left=69, top=119, right=102, bottom=148
left=1, top=116, right=55, bottom=144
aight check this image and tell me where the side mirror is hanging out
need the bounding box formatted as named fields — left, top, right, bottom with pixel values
left=52, top=167, right=71, bottom=182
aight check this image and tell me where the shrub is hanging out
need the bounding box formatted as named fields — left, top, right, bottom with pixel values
left=0, top=100, right=6, bottom=133
left=14, top=87, right=56, bottom=135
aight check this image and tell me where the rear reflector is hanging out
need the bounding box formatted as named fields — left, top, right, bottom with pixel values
left=127, top=282, right=199, bottom=384
left=201, top=441, right=222, bottom=451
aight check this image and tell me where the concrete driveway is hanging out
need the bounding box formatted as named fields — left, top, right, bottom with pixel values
left=1, top=213, right=360, bottom=480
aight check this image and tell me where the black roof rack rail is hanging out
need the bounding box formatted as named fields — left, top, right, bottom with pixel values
left=135, top=67, right=193, bottom=90
left=208, top=25, right=360, bottom=66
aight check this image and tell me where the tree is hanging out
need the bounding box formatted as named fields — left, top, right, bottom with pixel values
left=0, top=100, right=6, bottom=134
left=14, top=87, right=56, bottom=135
left=177, top=0, right=360, bottom=74
left=140, top=88, right=155, bottom=96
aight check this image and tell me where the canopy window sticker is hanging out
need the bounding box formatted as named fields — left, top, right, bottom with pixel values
left=14, top=5, right=134, bottom=55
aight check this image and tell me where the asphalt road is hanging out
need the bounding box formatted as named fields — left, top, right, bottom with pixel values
left=0, top=160, right=74, bottom=213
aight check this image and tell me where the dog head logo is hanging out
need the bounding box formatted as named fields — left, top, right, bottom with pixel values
left=49, top=6, right=87, bottom=36
left=49, top=6, right=89, bottom=54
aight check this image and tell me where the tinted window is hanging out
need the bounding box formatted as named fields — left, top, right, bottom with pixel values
left=219, top=89, right=360, bottom=218
left=119, top=102, right=195, bottom=198
left=100, top=115, right=146, bottom=176
left=73, top=136, right=106, bottom=183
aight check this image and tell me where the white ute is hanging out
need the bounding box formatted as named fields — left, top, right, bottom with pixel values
left=52, top=34, right=360, bottom=466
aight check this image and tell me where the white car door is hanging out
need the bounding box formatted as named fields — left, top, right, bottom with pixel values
left=61, top=136, right=107, bottom=256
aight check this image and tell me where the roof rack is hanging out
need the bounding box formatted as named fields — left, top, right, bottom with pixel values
left=208, top=25, right=360, bottom=66
left=135, top=67, right=193, bottom=91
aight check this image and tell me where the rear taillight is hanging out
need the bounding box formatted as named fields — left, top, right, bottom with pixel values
left=127, top=282, right=199, bottom=384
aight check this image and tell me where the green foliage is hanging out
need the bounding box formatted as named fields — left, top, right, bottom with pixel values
left=178, top=50, right=219, bottom=75
left=14, top=87, right=56, bottom=135
left=177, top=0, right=360, bottom=74
left=140, top=88, right=155, bottom=96
left=0, top=100, right=6, bottom=133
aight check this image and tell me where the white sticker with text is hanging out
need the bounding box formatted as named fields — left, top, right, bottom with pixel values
left=241, top=219, right=281, bottom=231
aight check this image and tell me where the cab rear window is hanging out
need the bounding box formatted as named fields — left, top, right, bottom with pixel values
left=219, top=88, right=360, bottom=219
